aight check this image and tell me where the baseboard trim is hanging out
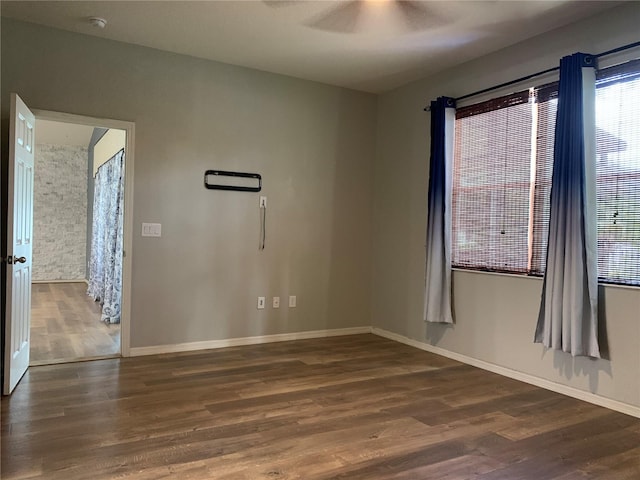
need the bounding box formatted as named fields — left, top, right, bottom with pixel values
left=372, top=327, right=640, bottom=419
left=129, top=326, right=373, bottom=357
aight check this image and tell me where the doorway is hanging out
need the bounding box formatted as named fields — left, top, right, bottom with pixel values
left=28, top=112, right=133, bottom=365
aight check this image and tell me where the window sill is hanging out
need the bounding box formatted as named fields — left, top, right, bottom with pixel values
left=451, top=267, right=640, bottom=291
left=451, top=267, right=542, bottom=281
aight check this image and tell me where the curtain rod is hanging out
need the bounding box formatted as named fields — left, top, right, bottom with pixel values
left=595, top=39, right=640, bottom=58
left=423, top=39, right=640, bottom=111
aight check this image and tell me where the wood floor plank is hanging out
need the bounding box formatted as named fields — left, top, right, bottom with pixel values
left=2, top=334, right=639, bottom=479
left=30, top=282, right=120, bottom=365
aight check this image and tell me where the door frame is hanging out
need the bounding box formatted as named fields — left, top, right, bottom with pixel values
left=33, top=109, right=135, bottom=357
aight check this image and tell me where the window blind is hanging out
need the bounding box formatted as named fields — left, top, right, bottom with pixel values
left=451, top=58, right=640, bottom=285
left=530, top=83, right=558, bottom=275
left=452, top=91, right=533, bottom=273
left=595, top=59, right=640, bottom=285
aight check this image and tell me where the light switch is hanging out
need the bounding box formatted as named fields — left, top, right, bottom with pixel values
left=142, top=223, right=162, bottom=237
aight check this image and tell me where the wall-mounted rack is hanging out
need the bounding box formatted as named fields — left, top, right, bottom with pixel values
left=204, top=170, right=262, bottom=192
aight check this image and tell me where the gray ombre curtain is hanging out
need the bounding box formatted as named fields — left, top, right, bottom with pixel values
left=535, top=53, right=600, bottom=357
left=87, top=149, right=125, bottom=324
left=424, top=97, right=456, bottom=324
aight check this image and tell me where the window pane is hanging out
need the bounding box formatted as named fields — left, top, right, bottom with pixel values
left=596, top=75, right=640, bottom=285
left=452, top=102, right=532, bottom=273
left=530, top=97, right=557, bottom=275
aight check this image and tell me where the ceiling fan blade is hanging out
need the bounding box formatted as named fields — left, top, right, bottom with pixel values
left=395, top=1, right=451, bottom=30
left=306, top=1, right=363, bottom=34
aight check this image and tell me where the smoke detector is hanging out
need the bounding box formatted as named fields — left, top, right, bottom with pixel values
left=88, top=17, right=107, bottom=29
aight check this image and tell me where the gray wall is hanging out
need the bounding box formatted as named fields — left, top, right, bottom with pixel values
left=32, top=143, right=88, bottom=281
left=373, top=3, right=640, bottom=409
left=1, top=18, right=376, bottom=348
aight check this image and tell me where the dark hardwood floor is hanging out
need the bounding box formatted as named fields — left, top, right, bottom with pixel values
left=2, top=334, right=639, bottom=479
left=30, top=282, right=120, bottom=365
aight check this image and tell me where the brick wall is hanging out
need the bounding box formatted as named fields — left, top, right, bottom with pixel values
left=33, top=144, right=89, bottom=281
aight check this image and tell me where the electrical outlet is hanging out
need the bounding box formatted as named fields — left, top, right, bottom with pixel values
left=259, top=196, right=267, bottom=208
left=257, top=297, right=266, bottom=309
left=272, top=296, right=280, bottom=308
left=289, top=295, right=297, bottom=308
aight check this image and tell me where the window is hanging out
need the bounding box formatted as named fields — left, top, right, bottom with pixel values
left=529, top=84, right=557, bottom=276
left=452, top=91, right=533, bottom=273
left=595, top=60, right=640, bottom=285
left=452, top=86, right=555, bottom=274
left=451, top=59, right=640, bottom=286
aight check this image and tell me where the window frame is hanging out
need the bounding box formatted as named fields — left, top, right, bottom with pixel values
left=450, top=59, right=640, bottom=287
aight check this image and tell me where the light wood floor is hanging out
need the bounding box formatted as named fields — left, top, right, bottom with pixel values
left=30, top=282, right=120, bottom=365
left=2, top=334, right=638, bottom=479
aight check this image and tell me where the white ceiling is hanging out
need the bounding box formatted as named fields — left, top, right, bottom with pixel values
left=36, top=119, right=95, bottom=147
left=0, top=1, right=622, bottom=93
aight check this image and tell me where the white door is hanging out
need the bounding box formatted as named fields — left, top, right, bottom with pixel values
left=3, top=94, right=35, bottom=395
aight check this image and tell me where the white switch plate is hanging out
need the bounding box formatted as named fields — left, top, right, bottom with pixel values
left=289, top=295, right=297, bottom=308
left=257, top=297, right=266, bottom=309
left=259, top=196, right=267, bottom=208
left=142, top=223, right=161, bottom=237
left=272, top=296, right=280, bottom=308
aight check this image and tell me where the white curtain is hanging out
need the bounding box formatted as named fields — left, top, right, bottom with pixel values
left=87, top=149, right=125, bottom=324
left=535, top=53, right=600, bottom=357
left=424, top=97, right=456, bottom=324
